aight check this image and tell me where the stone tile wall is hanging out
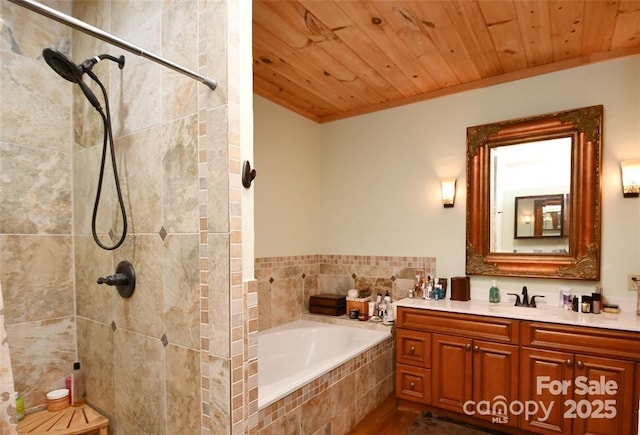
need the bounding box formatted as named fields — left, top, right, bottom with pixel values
left=0, top=0, right=76, bottom=416
left=256, top=255, right=436, bottom=330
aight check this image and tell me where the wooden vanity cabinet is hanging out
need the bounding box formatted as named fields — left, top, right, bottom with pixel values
left=396, top=307, right=640, bottom=435
left=521, top=322, right=638, bottom=435
left=396, top=307, right=519, bottom=427
left=634, top=364, right=640, bottom=435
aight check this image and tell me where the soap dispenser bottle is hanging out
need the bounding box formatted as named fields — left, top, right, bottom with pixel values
left=489, top=280, right=500, bottom=303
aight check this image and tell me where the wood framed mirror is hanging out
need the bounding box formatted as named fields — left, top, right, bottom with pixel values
left=466, top=105, right=602, bottom=280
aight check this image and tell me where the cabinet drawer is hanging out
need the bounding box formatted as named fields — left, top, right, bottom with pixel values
left=521, top=321, right=640, bottom=361
left=396, top=364, right=431, bottom=404
left=397, top=307, right=519, bottom=344
left=397, top=329, right=431, bottom=368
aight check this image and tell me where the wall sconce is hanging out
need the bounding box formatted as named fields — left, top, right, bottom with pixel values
left=523, top=215, right=532, bottom=224
left=441, top=178, right=456, bottom=208
left=621, top=160, right=640, bottom=197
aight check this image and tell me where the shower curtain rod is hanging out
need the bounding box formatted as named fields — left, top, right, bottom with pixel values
left=7, top=0, right=217, bottom=91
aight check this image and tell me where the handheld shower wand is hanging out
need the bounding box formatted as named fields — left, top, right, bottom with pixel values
left=42, top=48, right=128, bottom=250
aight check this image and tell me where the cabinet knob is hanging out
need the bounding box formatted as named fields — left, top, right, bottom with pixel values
left=474, top=345, right=479, bottom=352
left=409, top=382, right=415, bottom=390
left=566, top=359, right=573, bottom=367
left=409, top=346, right=415, bottom=354
left=576, top=361, right=584, bottom=369
left=465, top=344, right=471, bottom=351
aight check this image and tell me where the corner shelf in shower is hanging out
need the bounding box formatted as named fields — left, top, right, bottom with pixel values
left=17, top=403, right=108, bottom=435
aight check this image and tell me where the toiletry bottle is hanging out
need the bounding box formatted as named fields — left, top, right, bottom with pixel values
left=591, top=293, right=601, bottom=314
left=414, top=274, right=423, bottom=298
left=15, top=391, right=25, bottom=421
left=71, top=362, right=86, bottom=406
left=65, top=375, right=72, bottom=403
left=489, top=280, right=500, bottom=303
left=426, top=277, right=434, bottom=300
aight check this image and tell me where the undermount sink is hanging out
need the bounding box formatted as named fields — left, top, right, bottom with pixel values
left=485, top=303, right=559, bottom=318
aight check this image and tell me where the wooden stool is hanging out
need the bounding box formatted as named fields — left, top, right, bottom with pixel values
left=18, top=404, right=108, bottom=435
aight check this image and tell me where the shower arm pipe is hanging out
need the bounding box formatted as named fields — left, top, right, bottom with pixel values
left=7, top=0, right=217, bottom=91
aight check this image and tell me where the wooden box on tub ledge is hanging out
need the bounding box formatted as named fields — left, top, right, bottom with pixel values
left=309, top=294, right=346, bottom=316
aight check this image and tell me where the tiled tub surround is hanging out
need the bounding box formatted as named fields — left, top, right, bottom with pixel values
left=254, top=255, right=434, bottom=434
left=255, top=255, right=436, bottom=330
left=258, top=319, right=390, bottom=408
left=257, top=332, right=394, bottom=435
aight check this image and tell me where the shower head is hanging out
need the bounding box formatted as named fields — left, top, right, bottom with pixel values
left=42, top=48, right=101, bottom=110
left=42, top=48, right=83, bottom=83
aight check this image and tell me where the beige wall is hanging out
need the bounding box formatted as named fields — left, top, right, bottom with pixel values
left=254, top=100, right=323, bottom=257
left=1, top=1, right=255, bottom=434
left=254, top=55, right=640, bottom=302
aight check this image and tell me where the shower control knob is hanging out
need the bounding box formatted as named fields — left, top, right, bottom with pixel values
left=97, top=261, right=136, bottom=298
left=97, top=274, right=128, bottom=286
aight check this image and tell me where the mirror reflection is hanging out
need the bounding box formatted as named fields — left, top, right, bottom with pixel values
left=490, top=138, right=571, bottom=254
left=514, top=193, right=567, bottom=238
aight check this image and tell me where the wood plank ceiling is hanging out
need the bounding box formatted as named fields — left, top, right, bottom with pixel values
left=253, top=0, right=640, bottom=123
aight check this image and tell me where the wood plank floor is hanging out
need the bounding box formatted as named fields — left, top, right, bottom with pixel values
left=347, top=394, right=419, bottom=435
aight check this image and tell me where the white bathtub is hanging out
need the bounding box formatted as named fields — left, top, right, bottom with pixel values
left=257, top=319, right=390, bottom=408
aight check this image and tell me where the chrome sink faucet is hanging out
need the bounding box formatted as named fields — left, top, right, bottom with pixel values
left=507, top=286, right=545, bottom=307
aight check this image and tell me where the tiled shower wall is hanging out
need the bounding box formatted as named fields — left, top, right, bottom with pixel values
left=0, top=1, right=253, bottom=434
left=0, top=0, right=76, bottom=415
left=255, top=255, right=436, bottom=330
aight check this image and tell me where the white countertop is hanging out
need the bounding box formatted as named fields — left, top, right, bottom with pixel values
left=394, top=297, right=640, bottom=333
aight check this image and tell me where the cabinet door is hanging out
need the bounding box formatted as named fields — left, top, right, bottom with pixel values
left=396, top=328, right=431, bottom=368
left=571, top=354, right=634, bottom=435
left=520, top=347, right=573, bottom=435
left=473, top=340, right=519, bottom=428
left=432, top=334, right=473, bottom=413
